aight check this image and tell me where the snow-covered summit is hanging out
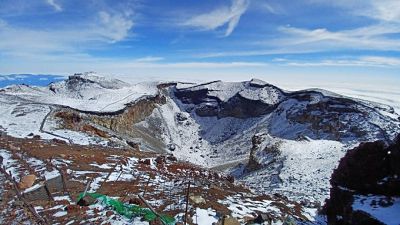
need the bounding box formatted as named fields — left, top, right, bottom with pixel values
left=175, top=79, right=284, bottom=104
left=1, top=72, right=158, bottom=112
left=55, top=72, right=131, bottom=90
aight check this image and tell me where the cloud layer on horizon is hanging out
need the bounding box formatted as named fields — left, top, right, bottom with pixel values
left=0, top=0, right=399, bottom=79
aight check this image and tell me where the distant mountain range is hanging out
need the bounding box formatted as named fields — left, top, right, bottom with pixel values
left=0, top=74, right=65, bottom=88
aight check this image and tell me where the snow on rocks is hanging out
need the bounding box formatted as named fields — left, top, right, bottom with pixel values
left=352, top=195, right=400, bottom=225
left=44, top=169, right=60, bottom=181
left=241, top=136, right=347, bottom=204
left=0, top=97, right=54, bottom=139
left=0, top=149, right=25, bottom=181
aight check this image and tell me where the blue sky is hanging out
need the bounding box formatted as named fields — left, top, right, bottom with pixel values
left=0, top=0, right=399, bottom=83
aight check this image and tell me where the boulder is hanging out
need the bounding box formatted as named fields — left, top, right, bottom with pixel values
left=18, top=174, right=36, bottom=189
left=189, top=195, right=206, bottom=204
left=77, top=195, right=97, bottom=206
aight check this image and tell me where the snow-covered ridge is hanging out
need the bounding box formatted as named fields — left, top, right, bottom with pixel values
left=175, top=79, right=284, bottom=104
left=1, top=72, right=159, bottom=112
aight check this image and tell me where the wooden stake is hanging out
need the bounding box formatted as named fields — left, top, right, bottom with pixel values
left=44, top=183, right=54, bottom=202
left=83, top=179, right=92, bottom=197
left=138, top=195, right=167, bottom=225
left=184, top=181, right=191, bottom=225
left=104, top=163, right=119, bottom=183
left=143, top=175, right=151, bottom=197
left=58, top=167, right=68, bottom=193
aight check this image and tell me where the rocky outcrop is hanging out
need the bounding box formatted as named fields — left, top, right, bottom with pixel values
left=53, top=94, right=167, bottom=150
left=245, top=133, right=281, bottom=173
left=174, top=80, right=284, bottom=119
left=87, top=95, right=166, bottom=134
left=323, top=135, right=400, bottom=225
left=174, top=80, right=400, bottom=143
left=50, top=73, right=129, bottom=92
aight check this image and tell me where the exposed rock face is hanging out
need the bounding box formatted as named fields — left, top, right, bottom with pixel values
left=174, top=80, right=284, bottom=119
left=87, top=95, right=166, bottom=134
left=54, top=94, right=167, bottom=150
left=175, top=80, right=400, bottom=143
left=245, top=133, right=281, bottom=173
left=324, top=135, right=400, bottom=225
left=54, top=111, right=82, bottom=129
left=50, top=73, right=129, bottom=93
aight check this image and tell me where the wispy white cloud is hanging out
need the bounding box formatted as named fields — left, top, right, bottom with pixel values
left=370, top=0, right=400, bottom=22
left=360, top=56, right=400, bottom=66
left=285, top=56, right=400, bottom=67
left=0, top=9, right=135, bottom=57
left=250, top=0, right=285, bottom=15
left=194, top=48, right=318, bottom=58
left=134, top=56, right=164, bottom=62
left=310, top=0, right=400, bottom=22
left=46, top=0, right=62, bottom=12
left=196, top=23, right=400, bottom=58
left=98, top=11, right=134, bottom=42
left=182, top=0, right=249, bottom=37
left=274, top=24, right=400, bottom=51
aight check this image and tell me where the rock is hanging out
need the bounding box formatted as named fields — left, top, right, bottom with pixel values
left=52, top=138, right=67, bottom=144
left=33, top=135, right=41, bottom=139
left=106, top=211, right=114, bottom=217
left=14, top=200, right=24, bottom=207
left=139, top=159, right=152, bottom=165
left=77, top=195, right=97, bottom=206
left=128, top=198, right=142, bottom=206
left=167, top=143, right=176, bottom=151
left=282, top=216, right=297, bottom=225
left=81, top=124, right=109, bottom=138
left=252, top=213, right=273, bottom=225
left=245, top=133, right=281, bottom=173
left=166, top=155, right=177, bottom=162
left=215, top=216, right=240, bottom=225
left=18, top=174, right=36, bottom=189
left=176, top=112, right=188, bottom=122
left=155, top=156, right=165, bottom=164
left=242, top=216, right=255, bottom=223
left=65, top=205, right=80, bottom=214
left=226, top=175, right=234, bottom=183
left=8, top=144, right=20, bottom=151
left=126, top=141, right=140, bottom=150
left=189, top=195, right=206, bottom=204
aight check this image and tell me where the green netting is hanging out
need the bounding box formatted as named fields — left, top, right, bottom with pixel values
left=77, top=192, right=176, bottom=225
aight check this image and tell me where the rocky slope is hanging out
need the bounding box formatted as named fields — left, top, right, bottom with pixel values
left=174, top=79, right=399, bottom=142
left=0, top=134, right=317, bottom=225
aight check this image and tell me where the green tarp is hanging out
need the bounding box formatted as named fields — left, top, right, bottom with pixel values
left=77, top=192, right=176, bottom=225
